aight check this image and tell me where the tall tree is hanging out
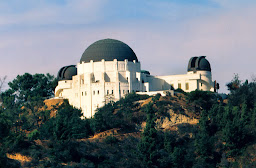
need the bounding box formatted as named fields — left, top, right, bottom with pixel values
left=0, top=73, right=57, bottom=133
left=138, top=103, right=158, bottom=168
left=40, top=100, right=92, bottom=140
left=221, top=106, right=249, bottom=157
left=6, top=73, right=57, bottom=104
left=194, top=112, right=218, bottom=167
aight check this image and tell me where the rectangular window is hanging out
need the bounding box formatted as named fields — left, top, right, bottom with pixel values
left=107, top=90, right=109, bottom=95
left=112, top=90, right=114, bottom=94
left=82, top=92, right=83, bottom=96
left=93, top=91, right=95, bottom=95
left=98, top=90, right=99, bottom=94
left=186, top=83, right=189, bottom=90
left=84, top=91, right=87, bottom=96
left=178, top=83, right=181, bottom=89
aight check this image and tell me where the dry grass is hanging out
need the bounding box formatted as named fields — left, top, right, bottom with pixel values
left=6, top=153, right=32, bottom=163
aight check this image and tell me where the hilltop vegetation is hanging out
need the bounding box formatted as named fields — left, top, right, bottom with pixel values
left=0, top=73, right=256, bottom=167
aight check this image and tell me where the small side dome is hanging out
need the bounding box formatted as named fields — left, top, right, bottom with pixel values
left=187, top=56, right=211, bottom=72
left=57, top=65, right=77, bottom=81
left=187, top=57, right=198, bottom=71
left=196, top=56, right=211, bottom=71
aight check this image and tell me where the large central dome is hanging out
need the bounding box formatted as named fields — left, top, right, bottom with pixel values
left=80, top=39, right=138, bottom=63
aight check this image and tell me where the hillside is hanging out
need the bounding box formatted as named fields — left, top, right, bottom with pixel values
left=1, top=79, right=256, bottom=167
left=6, top=93, right=203, bottom=167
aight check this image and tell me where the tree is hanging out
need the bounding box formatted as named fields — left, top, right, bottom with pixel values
left=6, top=73, right=57, bottom=104
left=226, top=74, right=241, bottom=92
left=40, top=100, right=92, bottom=140
left=187, top=90, right=217, bottom=112
left=226, top=74, right=256, bottom=109
left=0, top=73, right=57, bottom=133
left=221, top=106, right=250, bottom=157
left=137, top=103, right=158, bottom=168
left=194, top=112, right=219, bottom=167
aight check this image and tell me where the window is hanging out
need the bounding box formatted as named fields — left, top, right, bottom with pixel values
left=84, top=91, right=87, bottom=96
left=127, top=90, right=129, bottom=94
left=107, top=90, right=109, bottom=95
left=93, top=91, right=95, bottom=95
left=201, top=83, right=203, bottom=87
left=112, top=90, right=114, bottom=94
left=186, top=83, right=189, bottom=90
left=98, top=90, right=99, bottom=94
left=178, top=83, right=181, bottom=89
left=82, top=92, right=83, bottom=96
left=123, top=90, right=125, bottom=94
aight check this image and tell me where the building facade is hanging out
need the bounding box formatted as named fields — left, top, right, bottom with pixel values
left=55, top=39, right=216, bottom=118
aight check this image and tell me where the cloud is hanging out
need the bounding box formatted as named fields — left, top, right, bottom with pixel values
left=1, top=0, right=256, bottom=93
left=0, top=0, right=108, bottom=26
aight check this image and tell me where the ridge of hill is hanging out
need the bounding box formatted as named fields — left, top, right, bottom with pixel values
left=4, top=89, right=256, bottom=167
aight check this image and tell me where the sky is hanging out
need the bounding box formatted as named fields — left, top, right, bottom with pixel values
left=0, top=0, right=256, bottom=93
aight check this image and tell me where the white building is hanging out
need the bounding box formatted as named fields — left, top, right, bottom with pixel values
left=55, top=39, right=216, bottom=118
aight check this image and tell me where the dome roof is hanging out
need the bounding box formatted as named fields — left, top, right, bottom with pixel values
left=187, top=56, right=211, bottom=72
left=80, top=39, right=138, bottom=63
left=57, top=65, right=77, bottom=81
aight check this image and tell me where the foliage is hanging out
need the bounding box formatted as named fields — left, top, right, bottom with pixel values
left=137, top=102, right=158, bottom=168
left=175, top=88, right=187, bottom=95
left=0, top=72, right=256, bottom=167
left=27, top=129, right=40, bottom=141
left=227, top=75, right=256, bottom=109
left=194, top=112, right=221, bottom=167
left=5, top=73, right=57, bottom=104
left=187, top=90, right=217, bottom=112
left=93, top=93, right=149, bottom=132
left=104, top=135, right=119, bottom=146
left=39, top=100, right=92, bottom=140
left=0, top=73, right=57, bottom=136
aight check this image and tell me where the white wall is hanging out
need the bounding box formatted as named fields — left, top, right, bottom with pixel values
left=55, top=59, right=214, bottom=118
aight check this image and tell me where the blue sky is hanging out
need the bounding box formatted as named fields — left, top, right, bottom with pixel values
left=1, top=0, right=256, bottom=93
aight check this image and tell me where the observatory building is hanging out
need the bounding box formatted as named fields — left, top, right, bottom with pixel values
left=55, top=39, right=216, bottom=118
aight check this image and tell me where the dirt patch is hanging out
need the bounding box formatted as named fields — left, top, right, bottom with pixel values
left=7, top=153, right=32, bottom=163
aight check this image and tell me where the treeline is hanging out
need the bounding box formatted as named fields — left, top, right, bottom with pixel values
left=0, top=73, right=255, bottom=167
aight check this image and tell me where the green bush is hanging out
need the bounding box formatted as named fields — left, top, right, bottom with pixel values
left=104, top=135, right=119, bottom=145
left=27, top=129, right=40, bottom=141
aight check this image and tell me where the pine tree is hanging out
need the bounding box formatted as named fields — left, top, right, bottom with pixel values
left=222, top=106, right=247, bottom=157
left=194, top=112, right=217, bottom=167
left=138, top=103, right=158, bottom=168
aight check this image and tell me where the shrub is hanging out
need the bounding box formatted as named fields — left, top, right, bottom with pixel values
left=27, top=129, right=40, bottom=141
